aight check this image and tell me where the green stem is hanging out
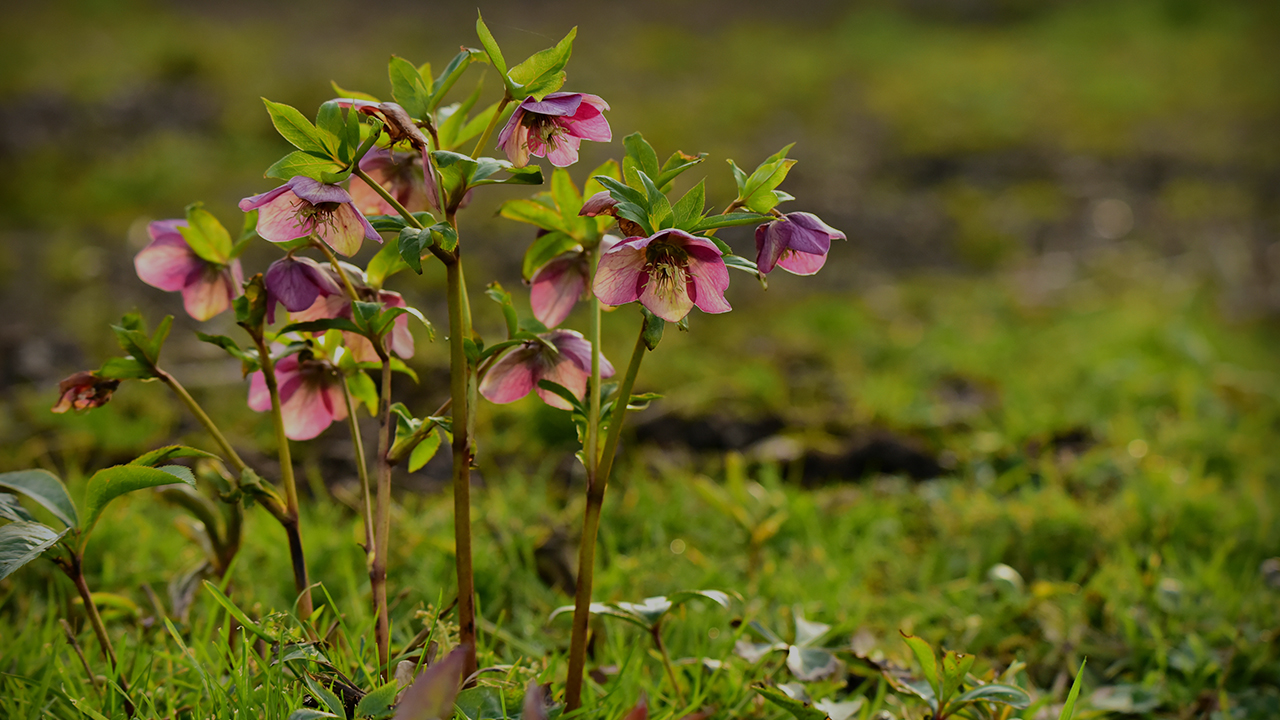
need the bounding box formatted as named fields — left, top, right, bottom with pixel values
left=470, top=96, right=511, bottom=160
left=65, top=557, right=135, bottom=716
left=314, top=239, right=364, bottom=303
left=372, top=357, right=394, bottom=681
left=586, top=249, right=602, bottom=478
left=565, top=325, right=648, bottom=711
left=354, top=167, right=424, bottom=230
left=445, top=256, right=478, bottom=681
left=652, top=625, right=686, bottom=706
left=250, top=335, right=313, bottom=621
left=157, top=369, right=249, bottom=475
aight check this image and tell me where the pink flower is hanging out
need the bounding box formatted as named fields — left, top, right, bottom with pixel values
left=247, top=353, right=347, bottom=441
left=529, top=235, right=621, bottom=328
left=134, top=219, right=244, bottom=321
left=497, top=92, right=611, bottom=168
left=579, top=191, right=619, bottom=217
left=479, top=330, right=615, bottom=410
left=755, top=212, right=845, bottom=276
left=51, top=371, right=119, bottom=414
left=238, top=176, right=380, bottom=257
left=349, top=148, right=430, bottom=217
left=264, top=256, right=344, bottom=323
left=593, top=229, right=731, bottom=323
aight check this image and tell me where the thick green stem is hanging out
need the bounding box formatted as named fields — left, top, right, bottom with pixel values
left=470, top=96, right=511, bottom=159
left=354, top=167, right=424, bottom=230
left=157, top=369, right=249, bottom=475
left=565, top=326, right=648, bottom=711
left=251, top=336, right=312, bottom=621
left=652, top=625, right=686, bottom=706
left=340, top=380, right=375, bottom=556
left=445, top=257, right=478, bottom=680
left=66, top=557, right=135, bottom=716
left=372, top=358, right=394, bottom=681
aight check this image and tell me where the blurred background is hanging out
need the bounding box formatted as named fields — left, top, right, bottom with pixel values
left=2, top=0, right=1279, bottom=477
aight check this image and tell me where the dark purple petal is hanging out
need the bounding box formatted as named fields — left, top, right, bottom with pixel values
left=787, top=212, right=846, bottom=242
left=238, top=183, right=294, bottom=212
left=520, top=92, right=583, bottom=117
left=579, top=191, right=618, bottom=217
left=286, top=176, right=355, bottom=205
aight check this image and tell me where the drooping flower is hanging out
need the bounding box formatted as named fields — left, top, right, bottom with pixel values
left=247, top=353, right=347, bottom=441
left=51, top=371, right=120, bottom=413
left=497, top=92, right=611, bottom=168
left=134, top=219, right=244, bottom=321
left=579, top=192, right=645, bottom=237
left=238, top=176, right=380, bottom=257
left=264, top=255, right=344, bottom=323
left=754, top=212, right=845, bottom=276
left=349, top=148, right=430, bottom=217
left=479, top=330, right=615, bottom=410
left=528, top=235, right=621, bottom=328
left=593, top=229, right=731, bottom=323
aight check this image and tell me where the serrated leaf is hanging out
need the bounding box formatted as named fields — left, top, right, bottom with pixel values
left=437, top=78, right=485, bottom=151
left=623, top=133, right=660, bottom=183
left=475, top=13, right=508, bottom=78
left=429, top=49, right=482, bottom=111
left=389, top=55, right=432, bottom=119
left=263, top=98, right=329, bottom=155
left=0, top=469, right=78, bottom=528
left=0, top=522, right=68, bottom=581
left=266, top=151, right=345, bottom=182
left=901, top=633, right=941, bottom=700
left=408, top=428, right=442, bottom=473
left=672, top=179, right=705, bottom=228
left=499, top=198, right=572, bottom=235
left=690, top=212, right=767, bottom=233
left=330, top=81, right=380, bottom=103
left=179, top=203, right=233, bottom=264
left=656, top=151, right=707, bottom=189
left=550, top=167, right=583, bottom=216
left=82, top=464, right=195, bottom=539
left=356, top=681, right=399, bottom=719
left=508, top=26, right=576, bottom=100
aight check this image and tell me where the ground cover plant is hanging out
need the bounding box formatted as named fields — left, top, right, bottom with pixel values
left=3, top=4, right=1279, bottom=720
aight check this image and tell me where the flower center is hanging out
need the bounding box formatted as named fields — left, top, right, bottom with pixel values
left=643, top=244, right=691, bottom=298
left=525, top=114, right=566, bottom=150
left=294, top=200, right=342, bottom=232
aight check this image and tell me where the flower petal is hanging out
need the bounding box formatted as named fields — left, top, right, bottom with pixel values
left=254, top=190, right=315, bottom=243
left=687, top=254, right=732, bottom=314
left=135, top=235, right=204, bottom=292
left=544, top=134, right=583, bottom=168
left=530, top=256, right=585, bottom=328
left=181, top=266, right=236, bottom=321
left=279, top=381, right=337, bottom=440
left=536, top=356, right=589, bottom=411
left=521, top=93, right=583, bottom=117
left=563, top=101, right=611, bottom=142
left=318, top=203, right=369, bottom=256
left=478, top=347, right=540, bottom=404
left=593, top=244, right=646, bottom=307
left=639, top=268, right=694, bottom=322
left=286, top=176, right=355, bottom=205
left=775, top=248, right=829, bottom=276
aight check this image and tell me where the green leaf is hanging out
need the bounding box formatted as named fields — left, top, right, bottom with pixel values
left=266, top=151, right=345, bottom=182
left=723, top=254, right=760, bottom=277
left=430, top=222, right=459, bottom=255
left=437, top=77, right=485, bottom=151
left=389, top=55, right=432, bottom=119
left=398, top=227, right=428, bottom=274
left=82, top=465, right=195, bottom=539
left=196, top=332, right=260, bottom=374
left=302, top=676, right=346, bottom=718
left=355, top=681, right=399, bottom=719
left=939, top=650, right=975, bottom=708
left=550, top=167, right=583, bottom=216
left=593, top=175, right=647, bottom=209
left=901, top=632, right=941, bottom=700
left=177, top=203, right=233, bottom=264
left=623, top=133, right=660, bottom=183
left=346, top=371, right=378, bottom=415
left=583, top=159, right=622, bottom=199
left=509, top=26, right=576, bottom=100
left=98, top=356, right=153, bottom=380
left=454, top=686, right=510, bottom=720
left=475, top=13, right=509, bottom=78
left=0, top=493, right=37, bottom=523
left=755, top=684, right=830, bottom=720
left=485, top=281, right=519, bottom=338
left=262, top=98, right=329, bottom=155
left=0, top=469, right=79, bottom=528
left=289, top=708, right=339, bottom=720
left=788, top=646, right=839, bottom=681
left=672, top=179, right=706, bottom=228
left=537, top=380, right=585, bottom=413
left=430, top=49, right=483, bottom=111
left=366, top=237, right=410, bottom=289
left=448, top=100, right=503, bottom=151
left=202, top=580, right=276, bottom=643
left=279, top=318, right=364, bottom=336
left=0, top=522, right=68, bottom=581
left=1058, top=659, right=1087, bottom=720
left=951, top=683, right=1031, bottom=709
left=521, top=231, right=580, bottom=281
left=656, top=151, right=708, bottom=189
left=130, top=445, right=219, bottom=467
left=314, top=101, right=345, bottom=158
left=408, top=429, right=442, bottom=473
left=690, top=212, right=767, bottom=233
left=499, top=198, right=572, bottom=235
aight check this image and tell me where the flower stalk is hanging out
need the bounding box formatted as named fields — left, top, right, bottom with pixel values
left=565, top=323, right=648, bottom=710
left=445, top=255, right=479, bottom=680
left=372, top=355, right=394, bottom=680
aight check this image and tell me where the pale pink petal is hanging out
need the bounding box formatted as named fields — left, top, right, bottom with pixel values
left=254, top=191, right=315, bottom=243
left=479, top=347, right=539, bottom=404
left=318, top=203, right=371, bottom=257
left=248, top=354, right=299, bottom=412
left=343, top=332, right=381, bottom=364
left=638, top=267, right=694, bottom=322
left=530, top=256, right=584, bottom=328
left=135, top=236, right=203, bottom=292
left=499, top=118, right=531, bottom=168
left=775, top=248, right=828, bottom=275
left=280, top=382, right=337, bottom=440
left=687, top=255, right=732, bottom=314
left=291, top=294, right=350, bottom=323
left=180, top=267, right=236, bottom=321
left=536, top=357, right=589, bottom=410
left=388, top=314, right=414, bottom=359
left=247, top=370, right=272, bottom=412
left=593, top=245, right=646, bottom=307
left=547, top=329, right=614, bottom=377
left=544, top=135, right=583, bottom=168
left=350, top=168, right=397, bottom=216
left=563, top=102, right=611, bottom=142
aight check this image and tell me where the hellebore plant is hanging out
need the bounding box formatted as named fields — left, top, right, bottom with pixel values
left=29, top=11, right=848, bottom=716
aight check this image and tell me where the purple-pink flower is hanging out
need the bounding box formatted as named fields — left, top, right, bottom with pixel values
left=289, top=286, right=414, bottom=363
left=755, top=212, right=845, bottom=276
left=134, top=219, right=244, bottom=321
left=51, top=371, right=120, bottom=414
left=593, top=229, right=731, bottom=323
left=264, top=256, right=344, bottom=323
left=238, top=176, right=380, bottom=257
left=350, top=148, right=430, bottom=217
left=248, top=353, right=347, bottom=441
left=529, top=235, right=620, bottom=328
left=497, top=92, right=611, bottom=168
left=479, top=330, right=615, bottom=410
